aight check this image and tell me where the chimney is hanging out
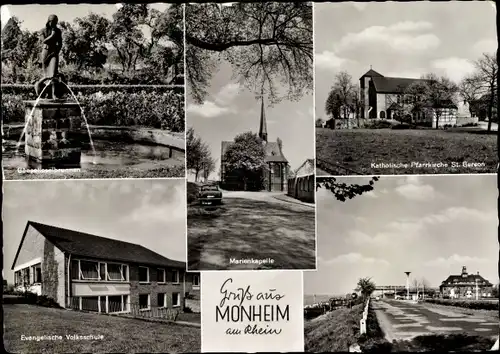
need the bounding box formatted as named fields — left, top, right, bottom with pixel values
left=477, top=271, right=480, bottom=275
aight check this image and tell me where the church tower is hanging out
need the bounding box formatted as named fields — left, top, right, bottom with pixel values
left=258, top=96, right=268, bottom=142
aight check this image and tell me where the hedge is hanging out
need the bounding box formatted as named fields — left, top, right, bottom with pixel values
left=2, top=90, right=185, bottom=132
left=1, top=84, right=183, bottom=98
left=425, top=299, right=499, bottom=311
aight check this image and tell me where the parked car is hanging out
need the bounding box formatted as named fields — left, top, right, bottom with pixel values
left=198, top=184, right=223, bottom=206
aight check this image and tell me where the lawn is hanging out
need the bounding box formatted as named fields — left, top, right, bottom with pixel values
left=3, top=304, right=201, bottom=353
left=316, top=128, right=497, bottom=175
left=304, top=304, right=363, bottom=352
left=187, top=195, right=316, bottom=270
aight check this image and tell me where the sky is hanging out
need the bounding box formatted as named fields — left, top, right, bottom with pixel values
left=314, top=1, right=497, bottom=121
left=2, top=178, right=186, bottom=284
left=1, top=3, right=169, bottom=32
left=305, top=174, right=498, bottom=296
left=186, top=60, right=314, bottom=179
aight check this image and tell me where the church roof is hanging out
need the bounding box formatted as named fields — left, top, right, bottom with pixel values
left=221, top=140, right=288, bottom=163
left=360, top=68, right=384, bottom=79
left=372, top=76, right=427, bottom=94
left=259, top=97, right=268, bottom=138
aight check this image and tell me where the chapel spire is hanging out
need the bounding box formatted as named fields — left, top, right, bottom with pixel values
left=258, top=95, right=268, bottom=142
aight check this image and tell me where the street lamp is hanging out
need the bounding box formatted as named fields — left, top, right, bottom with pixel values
left=404, top=272, right=411, bottom=300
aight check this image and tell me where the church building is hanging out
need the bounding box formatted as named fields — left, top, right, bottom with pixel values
left=220, top=98, right=289, bottom=192
left=359, top=68, right=458, bottom=127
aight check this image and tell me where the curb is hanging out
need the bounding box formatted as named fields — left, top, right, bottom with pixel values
left=272, top=195, right=315, bottom=208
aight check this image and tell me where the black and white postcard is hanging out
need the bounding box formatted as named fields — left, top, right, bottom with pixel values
left=2, top=178, right=200, bottom=353
left=1, top=4, right=185, bottom=179
left=305, top=174, right=498, bottom=352
left=314, top=2, right=497, bottom=175
left=185, top=3, right=316, bottom=271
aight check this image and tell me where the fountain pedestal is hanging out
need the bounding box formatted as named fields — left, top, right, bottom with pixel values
left=24, top=99, right=83, bottom=169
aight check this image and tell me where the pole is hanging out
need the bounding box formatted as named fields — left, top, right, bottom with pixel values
left=422, top=282, right=425, bottom=301
left=405, top=272, right=411, bottom=300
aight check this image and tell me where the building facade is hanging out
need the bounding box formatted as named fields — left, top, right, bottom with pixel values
left=439, top=266, right=494, bottom=299
left=12, top=221, right=200, bottom=314
left=220, top=98, right=289, bottom=192
left=287, top=159, right=314, bottom=203
left=359, top=68, right=458, bottom=127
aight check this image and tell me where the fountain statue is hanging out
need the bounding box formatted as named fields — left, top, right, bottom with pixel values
left=23, top=14, right=84, bottom=169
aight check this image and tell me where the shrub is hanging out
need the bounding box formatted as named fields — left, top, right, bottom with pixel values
left=366, top=119, right=393, bottom=129
left=1, top=90, right=184, bottom=132
left=425, top=299, right=498, bottom=311
left=184, top=306, right=193, bottom=313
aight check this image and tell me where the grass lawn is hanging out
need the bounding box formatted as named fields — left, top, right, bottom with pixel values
left=316, top=128, right=497, bottom=175
left=3, top=304, right=201, bottom=353
left=304, top=304, right=363, bottom=352
left=187, top=196, right=316, bottom=270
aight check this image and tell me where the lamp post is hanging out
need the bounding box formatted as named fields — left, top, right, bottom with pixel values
left=404, top=272, right=411, bottom=300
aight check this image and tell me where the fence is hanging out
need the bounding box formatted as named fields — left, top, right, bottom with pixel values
left=359, top=297, right=370, bottom=335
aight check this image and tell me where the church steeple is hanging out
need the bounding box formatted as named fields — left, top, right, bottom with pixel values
left=258, top=96, right=268, bottom=142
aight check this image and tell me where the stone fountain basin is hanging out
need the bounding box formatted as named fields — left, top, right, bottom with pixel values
left=3, top=124, right=185, bottom=152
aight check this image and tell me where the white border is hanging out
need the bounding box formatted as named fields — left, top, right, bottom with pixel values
left=311, top=0, right=318, bottom=274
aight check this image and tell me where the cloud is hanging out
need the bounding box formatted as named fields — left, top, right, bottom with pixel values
left=431, top=57, right=475, bottom=83
left=386, top=70, right=425, bottom=79
left=424, top=254, right=489, bottom=267
left=187, top=101, right=230, bottom=118
left=473, top=39, right=497, bottom=56
left=421, top=207, right=495, bottom=225
left=346, top=220, right=424, bottom=246
left=322, top=253, right=389, bottom=266
left=115, top=4, right=123, bottom=10
left=337, top=21, right=440, bottom=53
left=215, top=83, right=241, bottom=106
left=395, top=181, right=435, bottom=201
left=1, top=6, right=11, bottom=29
left=315, top=50, right=348, bottom=71
left=351, top=3, right=368, bottom=11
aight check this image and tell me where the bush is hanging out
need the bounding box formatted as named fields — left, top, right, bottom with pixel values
left=425, top=299, right=498, bottom=311
left=1, top=90, right=184, bottom=132
left=366, top=119, right=393, bottom=129
left=184, top=306, right=193, bottom=313
left=187, top=182, right=200, bottom=204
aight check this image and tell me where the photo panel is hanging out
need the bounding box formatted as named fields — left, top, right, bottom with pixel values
left=201, top=270, right=304, bottom=352
left=2, top=3, right=185, bottom=180
left=2, top=178, right=201, bottom=353
left=184, top=2, right=316, bottom=271
left=314, top=1, right=497, bottom=176
left=305, top=174, right=499, bottom=352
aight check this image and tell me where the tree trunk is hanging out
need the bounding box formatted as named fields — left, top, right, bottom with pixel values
left=435, top=113, right=439, bottom=129
left=487, top=85, right=494, bottom=132
left=194, top=169, right=199, bottom=182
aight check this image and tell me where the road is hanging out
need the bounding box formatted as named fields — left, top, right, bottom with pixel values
left=373, top=299, right=499, bottom=342
left=187, top=191, right=316, bottom=270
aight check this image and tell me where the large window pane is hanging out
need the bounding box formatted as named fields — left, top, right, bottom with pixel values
left=139, top=267, right=149, bottom=282
left=107, top=264, right=123, bottom=281
left=81, top=296, right=99, bottom=312
left=80, top=261, right=99, bottom=280
left=139, top=294, right=149, bottom=309
left=108, top=295, right=122, bottom=313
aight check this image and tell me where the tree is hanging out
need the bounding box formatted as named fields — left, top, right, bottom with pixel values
left=202, top=155, right=216, bottom=182
left=356, top=277, right=376, bottom=300
left=407, top=73, right=458, bottom=129
left=316, top=176, right=379, bottom=202
left=186, top=127, right=213, bottom=182
left=325, top=71, right=356, bottom=129
left=185, top=3, right=313, bottom=104
left=59, top=14, right=110, bottom=71
left=470, top=53, right=498, bottom=131
left=315, top=118, right=324, bottom=127
left=420, top=277, right=431, bottom=300
left=223, top=132, right=267, bottom=191
left=459, top=74, right=483, bottom=116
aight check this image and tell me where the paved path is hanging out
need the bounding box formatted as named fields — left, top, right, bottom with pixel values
left=373, top=299, right=499, bottom=342
left=478, top=121, right=498, bottom=131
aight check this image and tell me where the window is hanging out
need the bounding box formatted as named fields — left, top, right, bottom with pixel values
left=157, top=269, right=166, bottom=283
left=107, top=263, right=126, bottom=281
left=34, top=265, right=42, bottom=283
left=157, top=293, right=166, bottom=307
left=139, top=294, right=150, bottom=310
left=167, top=270, right=180, bottom=283
left=99, top=263, right=106, bottom=280
left=80, top=260, right=100, bottom=280
left=24, top=268, right=30, bottom=284
left=139, top=267, right=149, bottom=283
left=81, top=296, right=99, bottom=312
left=108, top=295, right=123, bottom=313
left=273, top=164, right=281, bottom=177
left=193, top=275, right=200, bottom=287
left=380, top=111, right=386, bottom=119
left=172, top=292, right=180, bottom=307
